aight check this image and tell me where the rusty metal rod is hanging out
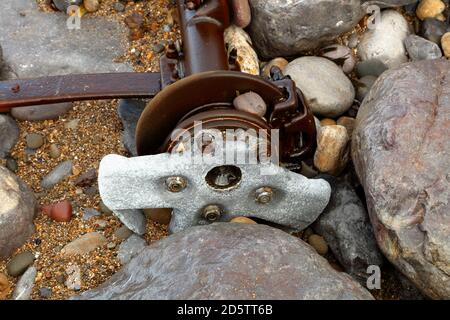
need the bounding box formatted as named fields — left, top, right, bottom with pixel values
left=178, top=0, right=230, bottom=76
left=0, top=73, right=161, bottom=112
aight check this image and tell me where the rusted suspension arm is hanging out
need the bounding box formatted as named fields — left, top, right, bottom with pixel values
left=0, top=73, right=162, bottom=112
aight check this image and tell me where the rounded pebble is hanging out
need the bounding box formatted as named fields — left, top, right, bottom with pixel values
left=308, top=234, right=329, bottom=256
left=26, top=133, right=44, bottom=149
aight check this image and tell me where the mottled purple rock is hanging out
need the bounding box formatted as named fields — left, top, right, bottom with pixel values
left=0, top=167, right=36, bottom=260
left=74, top=223, right=373, bottom=300
left=352, top=59, right=450, bottom=299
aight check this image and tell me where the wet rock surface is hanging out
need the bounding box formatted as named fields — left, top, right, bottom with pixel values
left=0, top=167, right=36, bottom=260
left=248, top=0, right=362, bottom=59
left=0, top=0, right=131, bottom=79
left=75, top=224, right=374, bottom=300
left=352, top=59, right=450, bottom=299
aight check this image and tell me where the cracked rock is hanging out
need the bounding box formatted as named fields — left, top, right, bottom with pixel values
left=352, top=59, right=450, bottom=299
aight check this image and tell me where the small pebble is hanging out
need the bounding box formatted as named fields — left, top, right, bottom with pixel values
left=83, top=0, right=99, bottom=12
left=0, top=273, right=10, bottom=299
left=6, top=157, right=18, bottom=172
left=416, top=0, right=446, bottom=20
left=308, top=234, right=329, bottom=256
left=49, top=144, right=61, bottom=159
left=114, top=225, right=133, bottom=240
left=113, top=2, right=125, bottom=12
left=39, top=287, right=52, bottom=299
left=99, top=201, right=113, bottom=215
left=26, top=133, right=44, bottom=149
left=6, top=251, right=35, bottom=277
left=441, top=32, right=450, bottom=58
left=261, top=57, right=289, bottom=78
left=320, top=118, right=336, bottom=126
left=230, top=216, right=257, bottom=224
left=45, top=200, right=73, bottom=223
left=233, top=91, right=267, bottom=117
left=314, top=125, right=350, bottom=176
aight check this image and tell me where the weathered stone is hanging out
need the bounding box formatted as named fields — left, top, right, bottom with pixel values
left=404, top=34, right=443, bottom=60
left=117, top=235, right=147, bottom=265
left=12, top=266, right=37, bottom=300
left=284, top=57, right=355, bottom=118
left=0, top=0, right=131, bottom=80
left=224, top=25, right=259, bottom=75
left=314, top=125, right=350, bottom=176
left=0, top=115, right=19, bottom=159
left=117, top=99, right=147, bottom=157
left=358, top=10, right=410, bottom=69
left=313, top=175, right=384, bottom=282
left=61, top=232, right=107, bottom=256
left=248, top=0, right=362, bottom=59
left=0, top=272, right=10, bottom=299
left=233, top=91, right=267, bottom=117
left=352, top=59, right=450, bottom=299
left=11, top=103, right=73, bottom=121
left=74, top=224, right=373, bottom=300
left=0, top=167, right=36, bottom=259
left=6, top=251, right=35, bottom=277
left=41, top=160, right=73, bottom=189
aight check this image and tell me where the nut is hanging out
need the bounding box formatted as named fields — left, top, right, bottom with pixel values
left=202, top=204, right=222, bottom=222
left=255, top=187, right=274, bottom=204
left=165, top=176, right=187, bottom=193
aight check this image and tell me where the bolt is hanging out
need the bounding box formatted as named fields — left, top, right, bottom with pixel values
left=255, top=187, right=274, bottom=204
left=202, top=205, right=222, bottom=222
left=165, top=176, right=187, bottom=193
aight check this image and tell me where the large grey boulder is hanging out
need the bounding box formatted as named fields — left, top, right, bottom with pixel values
left=0, top=167, right=37, bottom=260
left=352, top=59, right=450, bottom=299
left=0, top=0, right=131, bottom=79
left=74, top=223, right=373, bottom=300
left=248, top=0, right=362, bottom=59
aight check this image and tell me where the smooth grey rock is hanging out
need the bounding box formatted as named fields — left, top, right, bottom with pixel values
left=12, top=266, right=37, bottom=300
left=117, top=234, right=147, bottom=264
left=52, top=0, right=83, bottom=12
left=0, top=115, right=19, bottom=159
left=41, top=160, right=73, bottom=189
left=247, top=0, right=362, bottom=59
left=284, top=57, right=355, bottom=118
left=82, top=208, right=101, bottom=220
left=0, top=0, right=132, bottom=80
left=420, top=18, right=450, bottom=44
left=0, top=167, right=36, bottom=260
left=313, top=175, right=384, bottom=283
left=117, top=99, right=147, bottom=157
left=358, top=10, right=410, bottom=69
left=361, top=0, right=419, bottom=7
left=11, top=103, right=73, bottom=121
left=404, top=35, right=442, bottom=61
left=6, top=251, right=35, bottom=277
left=112, top=209, right=146, bottom=236
left=356, top=59, right=389, bottom=78
left=352, top=59, right=450, bottom=299
left=74, top=224, right=374, bottom=300
left=356, top=75, right=378, bottom=102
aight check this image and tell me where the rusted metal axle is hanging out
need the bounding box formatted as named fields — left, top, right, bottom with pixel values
left=0, top=0, right=317, bottom=164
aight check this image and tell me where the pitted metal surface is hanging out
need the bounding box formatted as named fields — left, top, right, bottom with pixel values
left=99, top=143, right=331, bottom=233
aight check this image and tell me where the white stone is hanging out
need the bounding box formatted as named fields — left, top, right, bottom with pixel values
left=357, top=10, right=410, bottom=69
